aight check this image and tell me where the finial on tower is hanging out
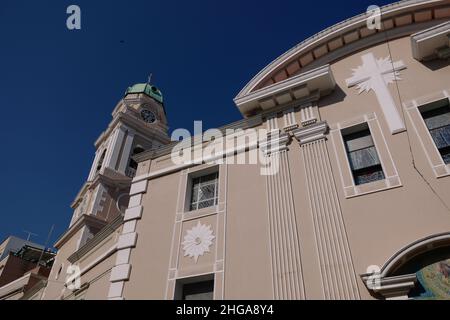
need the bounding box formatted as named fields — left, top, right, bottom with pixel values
left=147, top=73, right=153, bottom=85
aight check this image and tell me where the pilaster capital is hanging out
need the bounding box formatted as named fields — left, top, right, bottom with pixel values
left=259, top=131, right=290, bottom=156
left=292, top=121, right=329, bottom=145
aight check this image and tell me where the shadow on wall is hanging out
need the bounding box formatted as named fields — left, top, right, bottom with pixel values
left=422, top=59, right=450, bottom=71
left=318, top=84, right=347, bottom=109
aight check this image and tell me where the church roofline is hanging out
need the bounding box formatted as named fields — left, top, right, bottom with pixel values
left=133, top=90, right=322, bottom=164
left=235, top=0, right=449, bottom=103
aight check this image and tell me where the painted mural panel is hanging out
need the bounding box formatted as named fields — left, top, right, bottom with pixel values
left=415, top=259, right=450, bottom=300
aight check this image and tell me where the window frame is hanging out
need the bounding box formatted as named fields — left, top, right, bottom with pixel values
left=174, top=274, right=215, bottom=300
left=189, top=172, right=219, bottom=211
left=183, top=165, right=220, bottom=214
left=342, top=124, right=386, bottom=186
left=405, top=92, right=450, bottom=178
left=330, top=113, right=402, bottom=198
left=419, top=99, right=450, bottom=166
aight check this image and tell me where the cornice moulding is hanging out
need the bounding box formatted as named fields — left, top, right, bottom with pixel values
left=411, top=20, right=450, bottom=60
left=235, top=0, right=448, bottom=99
left=94, top=111, right=170, bottom=148
left=293, top=121, right=329, bottom=145
left=54, top=214, right=108, bottom=249
left=234, top=65, right=335, bottom=117
left=70, top=181, right=92, bottom=208
left=67, top=214, right=123, bottom=263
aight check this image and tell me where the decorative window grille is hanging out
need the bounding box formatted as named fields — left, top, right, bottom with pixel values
left=189, top=172, right=219, bottom=211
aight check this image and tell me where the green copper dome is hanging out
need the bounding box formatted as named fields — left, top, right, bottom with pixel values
left=125, top=83, right=163, bottom=104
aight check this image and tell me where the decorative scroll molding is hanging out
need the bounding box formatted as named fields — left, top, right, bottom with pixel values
left=296, top=127, right=360, bottom=299
left=265, top=150, right=305, bottom=299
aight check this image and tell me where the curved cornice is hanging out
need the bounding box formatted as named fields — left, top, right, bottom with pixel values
left=380, top=232, right=450, bottom=277
left=235, top=0, right=450, bottom=101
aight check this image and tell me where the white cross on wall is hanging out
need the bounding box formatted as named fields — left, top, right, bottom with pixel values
left=346, top=52, right=406, bottom=134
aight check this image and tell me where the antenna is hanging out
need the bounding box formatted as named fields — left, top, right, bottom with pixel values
left=23, top=230, right=38, bottom=241
left=36, top=224, right=55, bottom=267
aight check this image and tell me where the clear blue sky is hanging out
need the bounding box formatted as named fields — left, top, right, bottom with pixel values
left=0, top=0, right=393, bottom=246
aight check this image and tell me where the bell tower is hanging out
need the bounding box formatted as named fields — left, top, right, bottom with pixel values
left=68, top=81, right=171, bottom=249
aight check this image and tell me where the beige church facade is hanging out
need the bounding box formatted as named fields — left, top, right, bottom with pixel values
left=34, top=0, right=450, bottom=300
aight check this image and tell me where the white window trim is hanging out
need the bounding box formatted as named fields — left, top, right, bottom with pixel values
left=404, top=91, right=450, bottom=178
left=189, top=174, right=219, bottom=211
left=180, top=164, right=222, bottom=220
left=330, top=112, right=402, bottom=198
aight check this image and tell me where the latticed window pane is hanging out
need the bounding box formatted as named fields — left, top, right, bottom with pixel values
left=198, top=183, right=216, bottom=201
left=343, top=126, right=385, bottom=186
left=189, top=172, right=219, bottom=211
left=197, top=199, right=215, bottom=209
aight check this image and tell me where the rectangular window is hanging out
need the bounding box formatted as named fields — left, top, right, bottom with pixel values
left=343, top=125, right=385, bottom=185
left=178, top=279, right=214, bottom=300
left=420, top=100, right=450, bottom=165
left=189, top=172, right=219, bottom=211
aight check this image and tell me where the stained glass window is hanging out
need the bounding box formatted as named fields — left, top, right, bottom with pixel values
left=343, top=126, right=385, bottom=185
left=421, top=103, right=450, bottom=165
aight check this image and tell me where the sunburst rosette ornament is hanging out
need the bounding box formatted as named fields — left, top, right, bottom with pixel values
left=182, top=222, right=215, bottom=263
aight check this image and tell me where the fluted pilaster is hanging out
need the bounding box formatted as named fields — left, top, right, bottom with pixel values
left=294, top=123, right=360, bottom=299
left=264, top=134, right=305, bottom=300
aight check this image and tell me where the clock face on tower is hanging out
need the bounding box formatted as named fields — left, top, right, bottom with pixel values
left=140, top=109, right=156, bottom=123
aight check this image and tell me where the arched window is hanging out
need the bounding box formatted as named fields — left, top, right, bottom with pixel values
left=392, top=246, right=450, bottom=299
left=363, top=233, right=450, bottom=300
left=129, top=146, right=145, bottom=170
left=96, top=149, right=107, bottom=173
left=126, top=145, right=145, bottom=178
